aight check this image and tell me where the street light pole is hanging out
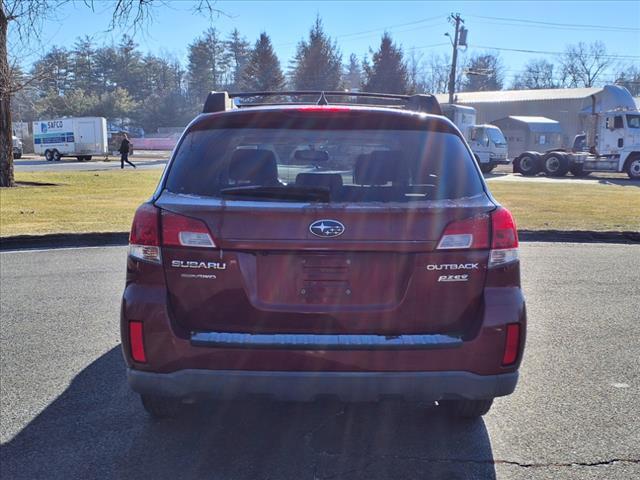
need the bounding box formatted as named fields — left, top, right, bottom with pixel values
left=447, top=13, right=464, bottom=104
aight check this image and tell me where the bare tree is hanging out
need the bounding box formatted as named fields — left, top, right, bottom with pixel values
left=560, top=41, right=611, bottom=88
left=512, top=59, right=557, bottom=90
left=423, top=53, right=451, bottom=94
left=614, top=64, right=640, bottom=96
left=0, top=0, right=222, bottom=187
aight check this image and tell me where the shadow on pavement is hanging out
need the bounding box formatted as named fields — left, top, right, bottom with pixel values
left=1, top=347, right=497, bottom=480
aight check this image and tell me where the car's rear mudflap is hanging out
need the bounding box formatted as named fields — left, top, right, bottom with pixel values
left=128, top=368, right=518, bottom=402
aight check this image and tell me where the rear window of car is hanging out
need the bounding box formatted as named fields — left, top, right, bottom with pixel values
left=165, top=117, right=484, bottom=203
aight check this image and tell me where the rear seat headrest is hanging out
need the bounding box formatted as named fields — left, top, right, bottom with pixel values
left=354, top=150, right=409, bottom=185
left=228, top=149, right=278, bottom=185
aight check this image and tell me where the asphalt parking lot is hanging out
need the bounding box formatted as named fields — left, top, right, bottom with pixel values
left=1, top=243, right=639, bottom=479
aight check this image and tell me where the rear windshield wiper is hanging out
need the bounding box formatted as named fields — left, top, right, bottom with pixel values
left=220, top=185, right=330, bottom=202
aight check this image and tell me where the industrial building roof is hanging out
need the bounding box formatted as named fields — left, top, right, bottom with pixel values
left=436, top=87, right=602, bottom=104
left=494, top=116, right=563, bottom=133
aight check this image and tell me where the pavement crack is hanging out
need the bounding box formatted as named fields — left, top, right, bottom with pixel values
left=495, top=457, right=640, bottom=468
left=312, top=454, right=639, bottom=475
left=303, top=405, right=346, bottom=446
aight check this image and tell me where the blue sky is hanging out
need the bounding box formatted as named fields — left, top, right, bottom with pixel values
left=9, top=0, right=640, bottom=86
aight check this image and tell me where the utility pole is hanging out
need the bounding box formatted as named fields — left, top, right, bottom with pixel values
left=447, top=13, right=464, bottom=104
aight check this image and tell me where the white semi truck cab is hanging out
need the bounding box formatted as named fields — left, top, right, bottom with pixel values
left=513, top=86, right=640, bottom=180
left=442, top=104, right=509, bottom=173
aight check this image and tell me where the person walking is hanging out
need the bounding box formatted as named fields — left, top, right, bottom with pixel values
left=119, top=133, right=136, bottom=169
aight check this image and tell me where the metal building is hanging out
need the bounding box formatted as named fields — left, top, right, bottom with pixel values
left=436, top=85, right=637, bottom=155
left=490, top=116, right=563, bottom=159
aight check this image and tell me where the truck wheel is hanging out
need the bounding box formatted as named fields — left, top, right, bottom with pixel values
left=85, top=156, right=92, bottom=161
left=542, top=152, right=569, bottom=177
left=14, top=152, right=22, bottom=160
left=52, top=149, right=62, bottom=162
left=44, top=149, right=53, bottom=161
left=480, top=163, right=495, bottom=174
left=140, top=394, right=184, bottom=419
left=76, top=156, right=84, bottom=162
left=515, top=153, right=540, bottom=176
left=625, top=156, right=640, bottom=180
left=441, top=399, right=494, bottom=418
left=569, top=165, right=591, bottom=177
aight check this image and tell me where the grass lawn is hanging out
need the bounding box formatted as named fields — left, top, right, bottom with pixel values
left=1, top=170, right=163, bottom=237
left=1, top=170, right=638, bottom=237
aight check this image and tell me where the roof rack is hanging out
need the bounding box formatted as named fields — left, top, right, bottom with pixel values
left=202, top=90, right=442, bottom=116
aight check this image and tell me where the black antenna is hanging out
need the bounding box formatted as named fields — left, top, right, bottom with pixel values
left=317, top=92, right=329, bottom=106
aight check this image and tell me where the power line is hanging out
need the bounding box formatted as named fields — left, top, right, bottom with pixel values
left=274, top=15, right=444, bottom=47
left=467, top=14, right=640, bottom=33
left=470, top=44, right=640, bottom=60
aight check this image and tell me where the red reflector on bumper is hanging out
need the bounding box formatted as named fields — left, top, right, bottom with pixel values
left=502, top=323, right=520, bottom=366
left=129, top=321, right=147, bottom=363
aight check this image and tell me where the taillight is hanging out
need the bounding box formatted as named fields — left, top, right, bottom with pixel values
left=502, top=323, right=521, bottom=366
left=489, top=207, right=519, bottom=268
left=437, top=214, right=490, bottom=250
left=161, top=211, right=216, bottom=248
left=436, top=207, right=519, bottom=268
left=129, top=203, right=161, bottom=264
left=129, top=321, right=147, bottom=363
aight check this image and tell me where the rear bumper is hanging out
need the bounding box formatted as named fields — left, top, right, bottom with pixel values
left=128, top=368, right=518, bottom=402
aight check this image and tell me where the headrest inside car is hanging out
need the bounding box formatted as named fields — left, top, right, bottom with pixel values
left=354, top=150, right=409, bottom=185
left=228, top=149, right=279, bottom=185
left=295, top=172, right=343, bottom=192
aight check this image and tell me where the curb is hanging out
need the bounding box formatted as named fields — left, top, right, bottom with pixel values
left=0, top=232, right=129, bottom=251
left=1, top=230, right=638, bottom=251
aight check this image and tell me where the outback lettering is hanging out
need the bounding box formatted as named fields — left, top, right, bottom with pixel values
left=426, top=263, right=479, bottom=271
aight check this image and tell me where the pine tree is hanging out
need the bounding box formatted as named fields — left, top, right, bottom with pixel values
left=71, top=36, right=98, bottom=94
left=225, top=28, right=251, bottom=90
left=187, top=28, right=229, bottom=104
left=462, top=53, right=504, bottom=92
left=343, top=54, right=363, bottom=91
left=113, top=36, right=145, bottom=100
left=240, top=32, right=285, bottom=91
left=363, top=33, right=409, bottom=94
left=290, top=16, right=342, bottom=90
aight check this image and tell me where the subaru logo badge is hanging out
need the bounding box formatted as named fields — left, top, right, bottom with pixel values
left=309, top=219, right=345, bottom=238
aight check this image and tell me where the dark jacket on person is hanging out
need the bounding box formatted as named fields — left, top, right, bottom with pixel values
left=119, top=138, right=131, bottom=155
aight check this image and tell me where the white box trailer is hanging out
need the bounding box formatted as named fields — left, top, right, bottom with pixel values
left=32, top=117, right=108, bottom=162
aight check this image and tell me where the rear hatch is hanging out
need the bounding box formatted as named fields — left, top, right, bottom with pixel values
left=156, top=108, right=494, bottom=336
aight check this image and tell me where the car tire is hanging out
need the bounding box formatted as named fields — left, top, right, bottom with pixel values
left=14, top=152, right=22, bottom=159
left=140, top=394, right=183, bottom=419
left=514, top=153, right=540, bottom=176
left=44, top=149, right=53, bottom=161
left=625, top=155, right=640, bottom=180
left=569, top=164, right=591, bottom=177
left=441, top=398, right=494, bottom=418
left=542, top=152, right=569, bottom=177
left=480, top=163, right=495, bottom=174
left=52, top=149, right=62, bottom=162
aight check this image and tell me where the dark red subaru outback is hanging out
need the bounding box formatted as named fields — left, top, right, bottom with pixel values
left=121, top=91, right=526, bottom=419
